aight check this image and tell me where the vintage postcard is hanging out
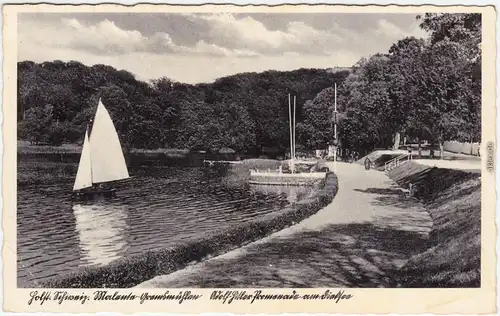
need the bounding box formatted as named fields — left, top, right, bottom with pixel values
left=2, top=3, right=497, bottom=314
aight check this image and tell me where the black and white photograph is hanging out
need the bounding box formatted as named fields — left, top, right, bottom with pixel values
left=2, top=3, right=497, bottom=314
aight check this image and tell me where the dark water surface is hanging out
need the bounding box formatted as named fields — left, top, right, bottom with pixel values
left=17, top=156, right=312, bottom=287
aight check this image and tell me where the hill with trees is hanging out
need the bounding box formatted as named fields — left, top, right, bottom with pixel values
left=17, top=61, right=349, bottom=156
left=18, top=13, right=481, bottom=159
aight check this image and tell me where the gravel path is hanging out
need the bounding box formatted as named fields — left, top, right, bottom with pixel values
left=137, top=162, right=433, bottom=288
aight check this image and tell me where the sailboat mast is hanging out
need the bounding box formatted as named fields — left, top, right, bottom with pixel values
left=73, top=128, right=93, bottom=191
left=87, top=126, right=93, bottom=187
left=293, top=95, right=296, bottom=161
left=88, top=115, right=96, bottom=186
left=89, top=99, right=130, bottom=185
left=288, top=94, right=294, bottom=174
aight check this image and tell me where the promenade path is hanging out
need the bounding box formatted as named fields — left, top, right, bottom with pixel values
left=137, top=162, right=433, bottom=288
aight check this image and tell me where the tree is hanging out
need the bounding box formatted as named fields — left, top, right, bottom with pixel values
left=338, top=54, right=395, bottom=152
left=297, top=88, right=338, bottom=150
left=333, top=14, right=481, bottom=159
left=416, top=38, right=478, bottom=158
left=17, top=60, right=350, bottom=153
left=19, top=105, right=54, bottom=144
left=416, top=13, right=482, bottom=157
left=91, top=85, right=133, bottom=150
left=47, top=122, right=66, bottom=146
left=418, top=13, right=481, bottom=61
left=388, top=38, right=427, bottom=127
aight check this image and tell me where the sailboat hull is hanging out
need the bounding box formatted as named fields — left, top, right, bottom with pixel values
left=72, top=188, right=117, bottom=200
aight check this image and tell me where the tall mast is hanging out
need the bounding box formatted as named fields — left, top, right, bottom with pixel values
left=88, top=118, right=94, bottom=185
left=293, top=95, right=296, bottom=161
left=87, top=125, right=93, bottom=186
left=288, top=94, right=294, bottom=174
left=334, top=83, right=337, bottom=136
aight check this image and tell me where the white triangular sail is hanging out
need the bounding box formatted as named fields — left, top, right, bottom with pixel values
left=73, top=129, right=93, bottom=191
left=89, top=99, right=129, bottom=184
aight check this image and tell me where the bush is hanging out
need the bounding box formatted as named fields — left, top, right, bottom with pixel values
left=239, top=158, right=283, bottom=170
left=47, top=124, right=66, bottom=146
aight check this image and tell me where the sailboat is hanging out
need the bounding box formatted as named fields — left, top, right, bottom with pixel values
left=72, top=99, right=130, bottom=199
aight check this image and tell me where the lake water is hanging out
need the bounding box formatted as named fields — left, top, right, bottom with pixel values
left=17, top=156, right=312, bottom=287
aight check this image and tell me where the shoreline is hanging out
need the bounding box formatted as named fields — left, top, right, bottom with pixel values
left=17, top=143, right=192, bottom=157
left=136, top=162, right=433, bottom=288
left=36, top=172, right=338, bottom=288
left=387, top=161, right=481, bottom=287
left=136, top=161, right=480, bottom=289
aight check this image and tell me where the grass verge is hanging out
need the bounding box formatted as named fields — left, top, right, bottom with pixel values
left=387, top=161, right=481, bottom=287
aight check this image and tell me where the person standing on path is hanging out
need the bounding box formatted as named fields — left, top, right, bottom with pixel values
left=364, top=157, right=371, bottom=170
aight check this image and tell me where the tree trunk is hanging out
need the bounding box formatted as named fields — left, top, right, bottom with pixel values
left=393, top=132, right=401, bottom=151
left=439, top=142, right=444, bottom=160
left=418, top=139, right=422, bottom=158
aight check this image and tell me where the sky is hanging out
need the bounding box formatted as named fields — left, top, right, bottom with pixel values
left=18, top=12, right=428, bottom=84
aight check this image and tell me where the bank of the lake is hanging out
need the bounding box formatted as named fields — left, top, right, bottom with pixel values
left=40, top=172, right=337, bottom=288
left=17, top=141, right=241, bottom=172
left=387, top=161, right=481, bottom=287
left=18, top=149, right=335, bottom=288
left=17, top=142, right=237, bottom=188
left=144, top=160, right=479, bottom=289
left=137, top=162, right=433, bottom=288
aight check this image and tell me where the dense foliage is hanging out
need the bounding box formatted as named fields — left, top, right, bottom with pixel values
left=17, top=61, right=349, bottom=154
left=298, top=13, right=481, bottom=156
left=18, top=13, right=481, bottom=158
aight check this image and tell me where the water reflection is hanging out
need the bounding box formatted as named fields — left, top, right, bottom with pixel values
left=18, top=159, right=314, bottom=286
left=72, top=203, right=128, bottom=266
left=250, top=185, right=310, bottom=204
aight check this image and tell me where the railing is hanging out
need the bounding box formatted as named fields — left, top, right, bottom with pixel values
left=203, top=160, right=242, bottom=166
left=384, top=154, right=409, bottom=172
left=250, top=169, right=326, bottom=178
